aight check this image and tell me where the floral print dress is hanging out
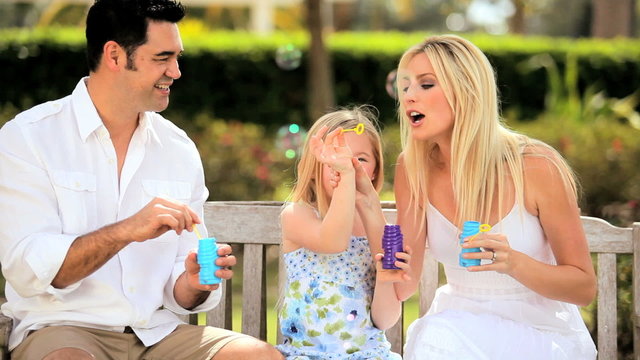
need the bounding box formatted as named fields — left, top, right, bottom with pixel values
left=276, top=236, right=400, bottom=360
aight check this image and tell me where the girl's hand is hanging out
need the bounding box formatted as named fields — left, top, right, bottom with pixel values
left=462, top=233, right=515, bottom=275
left=310, top=126, right=353, bottom=173
left=328, top=158, right=376, bottom=195
left=352, top=157, right=376, bottom=201
left=375, top=246, right=412, bottom=283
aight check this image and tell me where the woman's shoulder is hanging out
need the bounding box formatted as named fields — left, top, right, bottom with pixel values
left=519, top=138, right=577, bottom=214
left=519, top=139, right=568, bottom=176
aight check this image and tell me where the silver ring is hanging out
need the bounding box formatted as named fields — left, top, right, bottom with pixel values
left=491, top=251, right=497, bottom=262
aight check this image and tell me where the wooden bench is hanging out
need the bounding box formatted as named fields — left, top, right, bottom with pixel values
left=0, top=200, right=638, bottom=359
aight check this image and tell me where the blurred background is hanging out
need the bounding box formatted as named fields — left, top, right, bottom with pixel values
left=1, top=0, right=639, bottom=357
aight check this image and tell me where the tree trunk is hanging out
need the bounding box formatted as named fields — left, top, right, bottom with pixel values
left=508, top=0, right=526, bottom=34
left=591, top=0, right=635, bottom=38
left=306, top=0, right=335, bottom=125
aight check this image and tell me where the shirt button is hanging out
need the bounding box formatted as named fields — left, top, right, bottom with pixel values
left=108, top=159, right=115, bottom=165
left=128, top=286, right=135, bottom=293
left=75, top=182, right=81, bottom=188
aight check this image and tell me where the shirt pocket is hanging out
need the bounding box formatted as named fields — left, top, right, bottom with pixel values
left=141, top=179, right=192, bottom=243
left=51, top=170, right=97, bottom=234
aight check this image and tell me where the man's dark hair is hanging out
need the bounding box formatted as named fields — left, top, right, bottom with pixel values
left=85, top=0, right=185, bottom=72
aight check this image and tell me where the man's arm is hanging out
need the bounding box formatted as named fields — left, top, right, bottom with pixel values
left=52, top=197, right=201, bottom=288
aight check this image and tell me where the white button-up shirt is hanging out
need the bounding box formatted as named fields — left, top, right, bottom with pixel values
left=0, top=78, right=220, bottom=350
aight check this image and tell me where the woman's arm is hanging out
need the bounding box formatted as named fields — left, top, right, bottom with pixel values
left=464, top=151, right=596, bottom=306
left=393, top=153, right=427, bottom=301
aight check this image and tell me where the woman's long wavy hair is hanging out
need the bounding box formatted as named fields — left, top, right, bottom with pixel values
left=396, top=34, right=577, bottom=228
left=289, top=105, right=384, bottom=217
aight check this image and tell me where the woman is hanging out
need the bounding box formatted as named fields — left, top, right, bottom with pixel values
left=393, top=34, right=597, bottom=359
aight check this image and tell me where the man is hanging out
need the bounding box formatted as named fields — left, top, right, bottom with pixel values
left=0, top=0, right=283, bottom=359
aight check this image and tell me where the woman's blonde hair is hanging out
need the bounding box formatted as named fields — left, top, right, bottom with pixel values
left=396, top=34, right=577, bottom=227
left=289, top=105, right=384, bottom=217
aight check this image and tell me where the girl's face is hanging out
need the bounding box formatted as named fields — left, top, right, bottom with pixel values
left=398, top=52, right=454, bottom=143
left=322, top=131, right=377, bottom=199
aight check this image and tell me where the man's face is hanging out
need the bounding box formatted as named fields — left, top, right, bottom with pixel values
left=122, top=20, right=183, bottom=113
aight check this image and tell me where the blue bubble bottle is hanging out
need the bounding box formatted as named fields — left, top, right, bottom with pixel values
left=198, top=237, right=222, bottom=284
left=459, top=221, right=482, bottom=267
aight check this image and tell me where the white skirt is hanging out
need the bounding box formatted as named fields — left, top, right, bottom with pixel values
left=403, top=309, right=597, bottom=360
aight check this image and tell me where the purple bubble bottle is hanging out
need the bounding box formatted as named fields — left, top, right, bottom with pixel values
left=382, top=224, right=404, bottom=270
left=459, top=221, right=482, bottom=267
left=198, top=237, right=222, bottom=284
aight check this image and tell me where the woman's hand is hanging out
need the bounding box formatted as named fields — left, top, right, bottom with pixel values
left=462, top=233, right=517, bottom=275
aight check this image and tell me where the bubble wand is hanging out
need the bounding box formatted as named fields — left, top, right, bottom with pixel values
left=341, top=123, right=365, bottom=135
left=192, top=224, right=203, bottom=239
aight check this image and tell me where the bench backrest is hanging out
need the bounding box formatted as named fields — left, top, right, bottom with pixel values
left=197, top=201, right=640, bottom=359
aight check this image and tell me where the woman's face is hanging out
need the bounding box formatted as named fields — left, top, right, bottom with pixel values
left=398, top=52, right=454, bottom=143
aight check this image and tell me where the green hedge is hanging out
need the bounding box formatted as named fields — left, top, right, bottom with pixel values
left=1, top=28, right=640, bottom=127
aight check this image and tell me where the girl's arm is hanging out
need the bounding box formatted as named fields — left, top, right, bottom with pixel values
left=352, top=158, right=386, bottom=256
left=282, top=128, right=357, bottom=254
left=464, top=150, right=596, bottom=306
left=371, top=251, right=412, bottom=330
left=393, top=153, right=427, bottom=301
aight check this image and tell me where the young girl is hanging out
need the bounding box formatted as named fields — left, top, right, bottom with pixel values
left=394, top=35, right=597, bottom=359
left=276, top=106, right=410, bottom=359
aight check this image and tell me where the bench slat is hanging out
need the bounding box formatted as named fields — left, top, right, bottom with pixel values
left=633, top=224, right=640, bottom=358
left=242, top=243, right=267, bottom=339
left=386, top=317, right=403, bottom=354
left=206, top=204, right=281, bottom=245
left=583, top=216, right=634, bottom=253
left=207, top=280, right=233, bottom=330
left=419, top=254, right=439, bottom=317
left=597, top=253, right=618, bottom=360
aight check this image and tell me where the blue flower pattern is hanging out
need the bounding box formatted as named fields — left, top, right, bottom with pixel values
left=277, top=236, right=401, bottom=360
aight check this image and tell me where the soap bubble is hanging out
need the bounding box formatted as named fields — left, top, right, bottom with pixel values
left=276, top=124, right=306, bottom=159
left=275, top=44, right=302, bottom=71
left=385, top=70, right=397, bottom=99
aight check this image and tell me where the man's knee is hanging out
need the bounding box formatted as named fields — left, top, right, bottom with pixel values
left=214, top=337, right=283, bottom=360
left=42, top=347, right=95, bottom=360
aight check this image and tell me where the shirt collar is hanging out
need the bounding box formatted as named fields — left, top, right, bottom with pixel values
left=138, top=112, right=162, bottom=146
left=72, top=77, right=162, bottom=146
left=72, top=77, right=103, bottom=143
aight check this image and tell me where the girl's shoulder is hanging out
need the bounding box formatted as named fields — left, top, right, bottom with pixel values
left=281, top=201, right=320, bottom=220
left=281, top=201, right=324, bottom=253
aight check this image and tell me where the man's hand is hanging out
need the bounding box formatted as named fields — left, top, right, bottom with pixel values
left=184, top=244, right=236, bottom=291
left=122, top=196, right=201, bottom=243
left=175, top=244, right=236, bottom=309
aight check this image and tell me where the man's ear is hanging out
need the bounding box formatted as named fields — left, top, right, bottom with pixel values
left=102, top=40, right=124, bottom=71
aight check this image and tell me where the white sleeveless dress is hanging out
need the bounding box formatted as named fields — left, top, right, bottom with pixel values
left=403, top=203, right=597, bottom=360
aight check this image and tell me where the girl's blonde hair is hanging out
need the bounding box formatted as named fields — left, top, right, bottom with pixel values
left=396, top=34, right=577, bottom=227
left=290, top=105, right=384, bottom=217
